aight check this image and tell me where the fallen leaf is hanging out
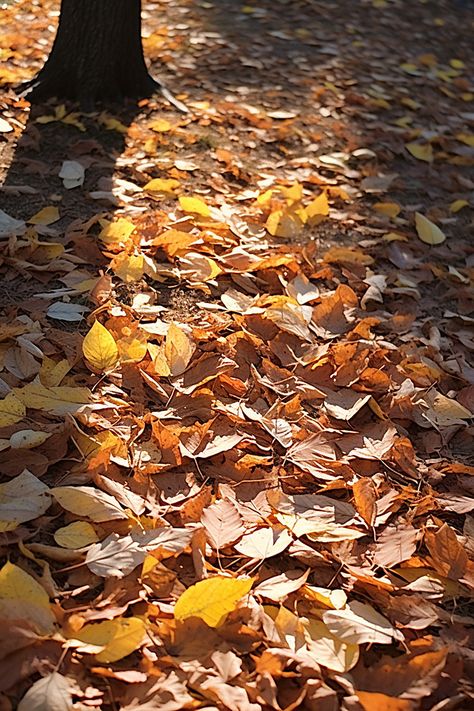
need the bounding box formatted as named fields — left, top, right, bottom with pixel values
left=0, top=561, right=55, bottom=633
left=82, top=321, right=119, bottom=372
left=0, top=470, right=51, bottom=531
left=323, top=601, right=404, bottom=645
left=17, top=672, right=74, bottom=711
left=28, top=206, right=60, bottom=225
left=54, top=521, right=99, bottom=549
left=179, top=195, right=210, bottom=216
left=305, top=618, right=359, bottom=672
left=415, top=212, right=446, bottom=245
left=405, top=143, right=433, bottom=162
left=70, top=617, right=146, bottom=663
left=174, top=576, right=253, bottom=627
left=51, top=486, right=128, bottom=522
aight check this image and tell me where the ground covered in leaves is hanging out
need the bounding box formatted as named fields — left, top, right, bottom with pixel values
left=0, top=0, right=474, bottom=709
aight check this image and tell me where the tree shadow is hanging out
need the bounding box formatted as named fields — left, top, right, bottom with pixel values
left=0, top=101, right=142, bottom=308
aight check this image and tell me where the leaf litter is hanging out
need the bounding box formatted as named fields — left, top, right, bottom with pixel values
left=0, top=0, right=473, bottom=709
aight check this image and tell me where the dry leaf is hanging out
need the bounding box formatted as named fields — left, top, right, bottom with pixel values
left=82, top=321, right=119, bottom=372
left=174, top=576, right=253, bottom=627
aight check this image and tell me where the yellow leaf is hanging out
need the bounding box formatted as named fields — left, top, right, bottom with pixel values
left=256, top=188, right=275, bottom=206
left=144, top=178, right=180, bottom=195
left=99, top=113, right=128, bottom=133
left=400, top=97, right=420, bottom=110
left=415, top=212, right=446, bottom=245
left=111, top=252, right=145, bottom=283
left=174, top=576, right=253, bottom=627
left=54, top=521, right=99, bottom=549
left=116, top=334, right=148, bottom=363
left=39, top=357, right=71, bottom=388
left=28, top=206, right=60, bottom=226
left=405, top=143, right=434, bottom=162
left=266, top=209, right=304, bottom=237
left=450, top=58, right=465, bottom=69
left=165, top=323, right=195, bottom=376
left=449, top=199, right=469, bottom=213
left=456, top=133, right=474, bottom=147
left=282, top=182, right=303, bottom=204
left=373, top=202, right=401, bottom=218
left=51, top=486, right=127, bottom=522
left=99, top=218, right=135, bottom=245
left=150, top=345, right=171, bottom=376
left=150, top=118, right=173, bottom=133
left=0, top=561, right=55, bottom=632
left=305, top=192, right=329, bottom=222
left=71, top=617, right=146, bottom=663
left=13, top=382, right=90, bottom=416
left=323, top=246, right=374, bottom=266
left=0, top=392, right=26, bottom=427
left=179, top=196, right=211, bottom=217
left=400, top=63, right=419, bottom=74
left=82, top=321, right=119, bottom=372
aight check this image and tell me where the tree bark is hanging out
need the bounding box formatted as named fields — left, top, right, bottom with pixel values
left=25, top=0, right=157, bottom=104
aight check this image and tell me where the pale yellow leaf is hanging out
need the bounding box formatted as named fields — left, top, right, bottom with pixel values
left=39, top=357, right=71, bottom=388
left=54, top=521, right=99, bottom=549
left=28, top=206, right=60, bottom=226
left=266, top=209, right=304, bottom=237
left=373, top=202, right=401, bottom=218
left=51, top=486, right=128, bottom=522
left=71, top=617, right=146, bottom=662
left=99, top=217, right=135, bottom=245
left=449, top=199, right=469, bottom=213
left=456, top=133, right=474, bottom=147
left=165, top=323, right=195, bottom=376
left=0, top=392, right=26, bottom=427
left=405, top=143, right=434, bottom=162
left=415, top=212, right=446, bottom=245
left=0, top=561, right=55, bottom=633
left=13, top=382, right=90, bottom=416
left=174, top=576, right=253, bottom=627
left=111, top=252, right=145, bottom=283
left=82, top=321, right=119, bottom=372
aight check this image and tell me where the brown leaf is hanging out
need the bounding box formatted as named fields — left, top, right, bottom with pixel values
left=352, top=477, right=377, bottom=526
left=424, top=523, right=468, bottom=580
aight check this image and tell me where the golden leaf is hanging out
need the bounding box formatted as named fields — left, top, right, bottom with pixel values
left=179, top=196, right=211, bottom=217
left=82, top=321, right=119, bottom=372
left=27, top=206, right=60, bottom=226
left=144, top=178, right=180, bottom=195
left=71, top=617, right=146, bottom=663
left=373, top=202, right=401, bottom=218
left=0, top=392, right=26, bottom=427
left=174, top=576, right=253, bottom=627
left=405, top=143, right=434, bottom=162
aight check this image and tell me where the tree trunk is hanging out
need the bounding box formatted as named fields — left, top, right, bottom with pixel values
left=25, top=0, right=157, bottom=104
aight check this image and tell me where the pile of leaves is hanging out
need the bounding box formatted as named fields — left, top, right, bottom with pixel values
left=0, top=0, right=473, bottom=709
